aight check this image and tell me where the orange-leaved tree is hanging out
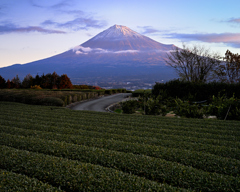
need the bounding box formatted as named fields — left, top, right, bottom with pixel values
left=59, top=74, right=72, bottom=89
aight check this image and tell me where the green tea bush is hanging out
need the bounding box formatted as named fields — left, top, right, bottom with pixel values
left=0, top=169, right=63, bottom=192
left=0, top=146, right=186, bottom=192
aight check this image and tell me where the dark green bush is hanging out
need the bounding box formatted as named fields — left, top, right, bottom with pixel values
left=152, top=80, right=240, bottom=101
left=207, top=94, right=240, bottom=120
left=174, top=98, right=207, bottom=118
left=105, top=90, right=112, bottom=95
left=121, top=100, right=139, bottom=114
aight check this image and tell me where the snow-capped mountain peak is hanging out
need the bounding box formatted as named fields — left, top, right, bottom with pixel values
left=89, top=24, right=143, bottom=41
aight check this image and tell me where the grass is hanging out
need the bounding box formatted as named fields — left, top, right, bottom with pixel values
left=0, top=101, right=239, bottom=191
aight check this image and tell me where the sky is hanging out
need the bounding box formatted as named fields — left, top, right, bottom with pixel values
left=1, top=0, right=240, bottom=68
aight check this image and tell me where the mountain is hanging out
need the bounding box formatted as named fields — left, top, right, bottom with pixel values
left=0, top=24, right=177, bottom=88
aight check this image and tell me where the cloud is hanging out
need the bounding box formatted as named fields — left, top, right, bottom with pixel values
left=30, top=0, right=73, bottom=9
left=72, top=46, right=111, bottom=55
left=165, top=32, right=240, bottom=48
left=0, top=22, right=66, bottom=34
left=72, top=45, right=140, bottom=55
left=138, top=26, right=161, bottom=35
left=225, top=17, right=240, bottom=24
left=42, top=17, right=107, bottom=30
left=73, top=45, right=92, bottom=52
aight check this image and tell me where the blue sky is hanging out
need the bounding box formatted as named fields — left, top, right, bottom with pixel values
left=1, top=0, right=240, bottom=68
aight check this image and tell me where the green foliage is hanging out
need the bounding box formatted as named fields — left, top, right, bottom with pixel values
left=0, top=146, right=182, bottom=192
left=174, top=98, right=207, bottom=118
left=0, top=169, right=63, bottom=191
left=207, top=93, right=240, bottom=120
left=121, top=100, right=139, bottom=114
left=143, top=96, right=167, bottom=115
left=132, top=89, right=151, bottom=97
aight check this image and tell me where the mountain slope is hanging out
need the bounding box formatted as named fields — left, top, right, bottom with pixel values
left=0, top=25, right=177, bottom=87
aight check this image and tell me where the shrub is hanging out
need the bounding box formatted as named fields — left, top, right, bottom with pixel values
left=105, top=90, right=112, bottom=95
left=121, top=100, right=139, bottom=114
left=174, top=98, right=207, bottom=118
left=207, top=93, right=240, bottom=120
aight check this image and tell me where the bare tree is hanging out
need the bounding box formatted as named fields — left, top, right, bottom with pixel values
left=165, top=44, right=221, bottom=83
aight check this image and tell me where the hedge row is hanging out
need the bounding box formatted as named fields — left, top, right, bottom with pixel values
left=1, top=128, right=239, bottom=177
left=1, top=115, right=239, bottom=148
left=1, top=116, right=239, bottom=149
left=152, top=80, right=240, bottom=100
left=2, top=103, right=240, bottom=134
left=0, top=169, right=63, bottom=192
left=0, top=89, right=99, bottom=106
left=2, top=101, right=240, bottom=132
left=0, top=145, right=187, bottom=192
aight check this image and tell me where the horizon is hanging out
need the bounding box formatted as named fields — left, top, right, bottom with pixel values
left=1, top=0, right=240, bottom=68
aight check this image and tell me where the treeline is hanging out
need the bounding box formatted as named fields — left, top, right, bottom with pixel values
left=0, top=72, right=72, bottom=89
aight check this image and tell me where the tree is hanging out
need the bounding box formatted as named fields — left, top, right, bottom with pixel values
left=22, top=74, right=34, bottom=88
left=41, top=73, right=51, bottom=89
left=51, top=71, right=59, bottom=89
left=6, top=79, right=11, bottom=89
left=214, top=50, right=240, bottom=83
left=33, top=74, right=41, bottom=86
left=165, top=44, right=221, bottom=83
left=0, top=75, right=6, bottom=88
left=59, top=74, right=72, bottom=89
left=11, top=75, right=21, bottom=88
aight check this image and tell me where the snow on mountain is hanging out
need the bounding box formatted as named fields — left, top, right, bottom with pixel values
left=90, top=24, right=143, bottom=40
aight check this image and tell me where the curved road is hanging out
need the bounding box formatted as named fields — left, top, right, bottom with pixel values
left=71, top=93, right=131, bottom=112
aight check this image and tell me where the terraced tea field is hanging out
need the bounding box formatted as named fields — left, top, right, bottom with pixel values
left=0, top=101, right=240, bottom=191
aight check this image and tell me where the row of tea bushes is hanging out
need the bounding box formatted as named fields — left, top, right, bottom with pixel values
left=0, top=145, right=187, bottom=192
left=0, top=169, right=63, bottom=192
left=0, top=128, right=239, bottom=177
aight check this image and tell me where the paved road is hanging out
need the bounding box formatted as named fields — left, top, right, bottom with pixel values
left=71, top=93, right=132, bottom=112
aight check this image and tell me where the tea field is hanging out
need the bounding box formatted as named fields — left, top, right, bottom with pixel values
left=0, top=101, right=240, bottom=191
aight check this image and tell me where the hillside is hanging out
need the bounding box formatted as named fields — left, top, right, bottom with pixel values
left=0, top=101, right=240, bottom=191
